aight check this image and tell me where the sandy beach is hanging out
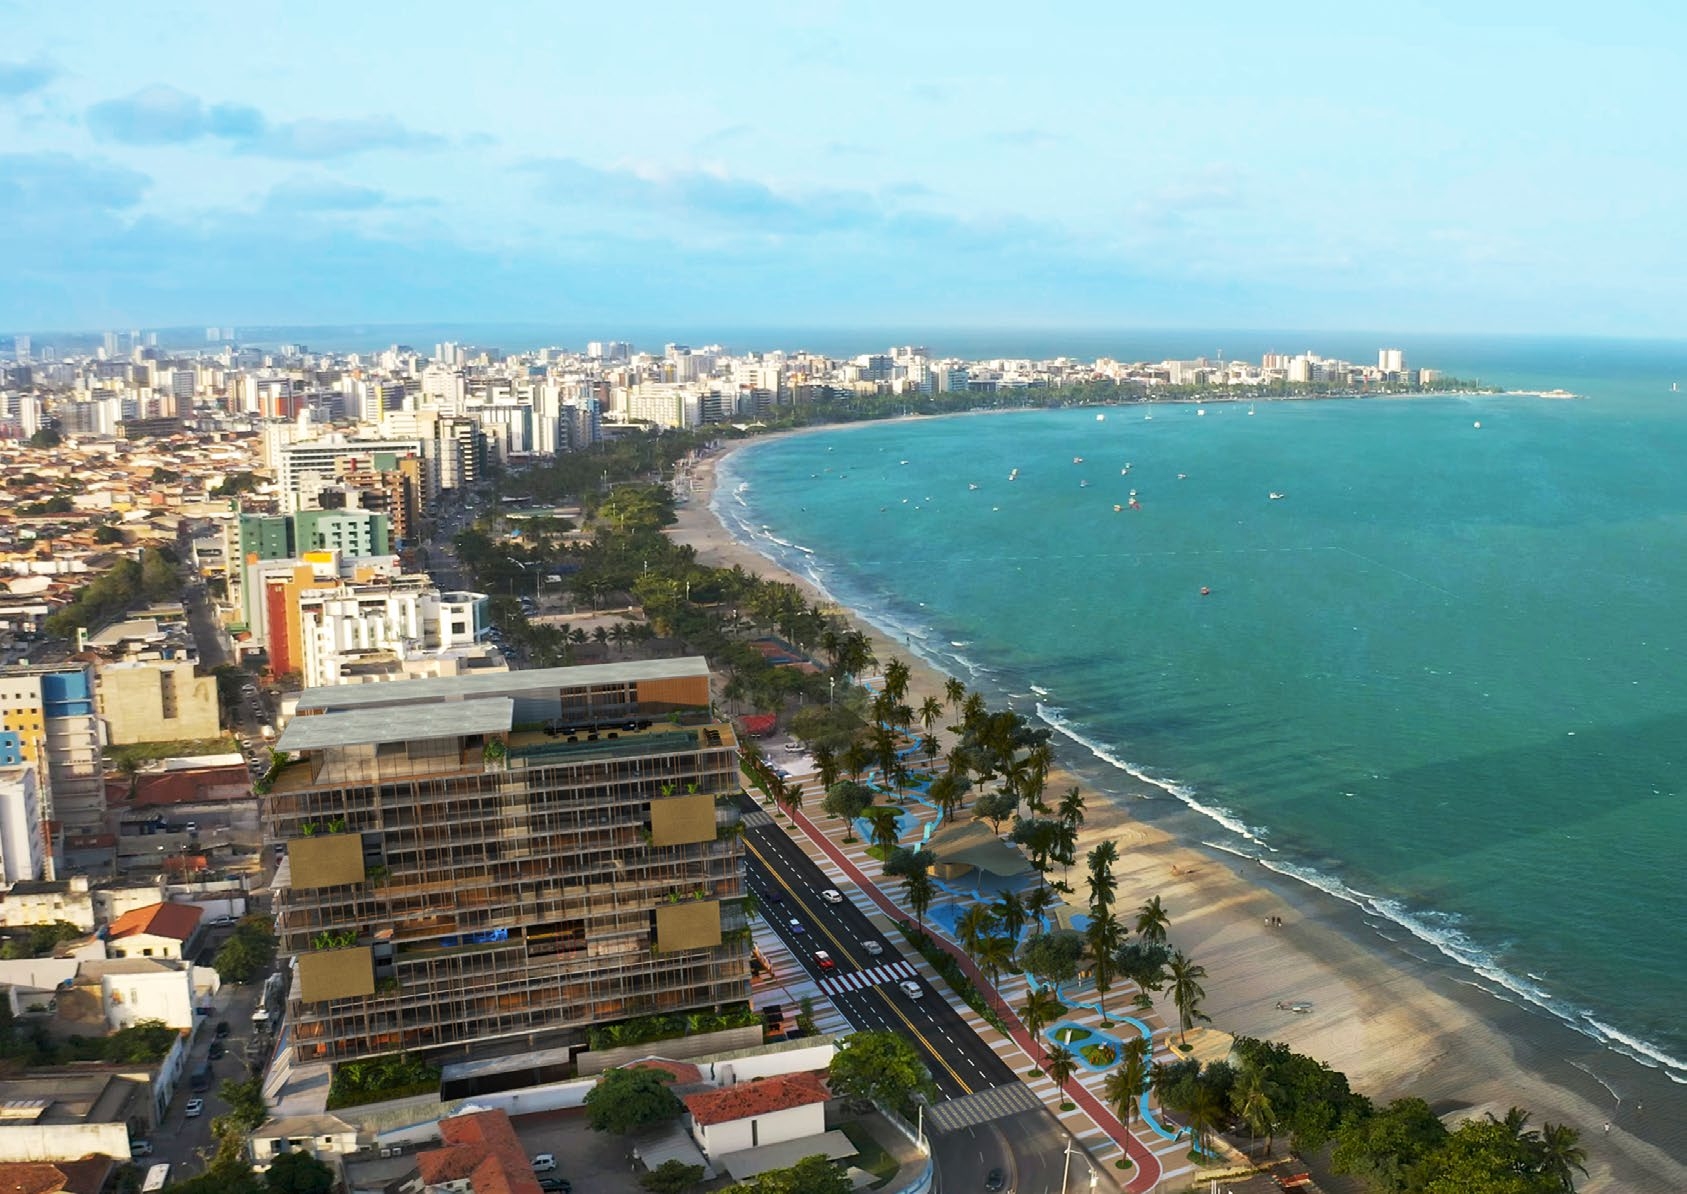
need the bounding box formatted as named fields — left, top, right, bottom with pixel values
left=669, top=428, right=1685, bottom=1192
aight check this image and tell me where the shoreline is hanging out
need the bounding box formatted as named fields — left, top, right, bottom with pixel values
left=669, top=425, right=1685, bottom=1191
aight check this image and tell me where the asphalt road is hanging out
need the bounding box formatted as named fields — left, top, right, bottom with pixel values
left=151, top=974, right=271, bottom=1177
left=738, top=796, right=1091, bottom=1193
left=739, top=802, right=1012, bottom=1100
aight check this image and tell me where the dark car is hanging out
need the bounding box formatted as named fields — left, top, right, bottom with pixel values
left=214, top=1021, right=231, bottom=1039
left=538, top=1180, right=572, bottom=1193
left=208, top=1041, right=226, bottom=1060
left=984, top=1167, right=1007, bottom=1192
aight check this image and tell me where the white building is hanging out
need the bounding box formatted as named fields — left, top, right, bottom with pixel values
left=0, top=766, right=43, bottom=884
left=1379, top=348, right=1406, bottom=374
left=297, top=582, right=489, bottom=689
left=682, top=1071, right=830, bottom=1159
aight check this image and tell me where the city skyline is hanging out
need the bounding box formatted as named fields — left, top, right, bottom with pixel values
left=3, top=2, right=1683, bottom=337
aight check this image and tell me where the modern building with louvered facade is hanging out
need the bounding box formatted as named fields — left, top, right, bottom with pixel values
left=264, top=658, right=749, bottom=1072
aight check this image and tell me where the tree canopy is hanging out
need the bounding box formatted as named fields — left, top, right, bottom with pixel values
left=721, top=1154, right=853, bottom=1194
left=827, top=1029, right=935, bottom=1116
left=584, top=1066, right=684, bottom=1134
left=214, top=916, right=277, bottom=984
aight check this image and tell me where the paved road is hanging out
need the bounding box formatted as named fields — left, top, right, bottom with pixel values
left=738, top=795, right=1087, bottom=1193
left=151, top=975, right=270, bottom=1177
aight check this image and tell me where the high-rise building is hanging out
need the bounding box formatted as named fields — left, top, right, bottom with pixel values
left=0, top=767, right=44, bottom=884
left=12, top=335, right=29, bottom=362
left=1379, top=348, right=1405, bottom=374
left=265, top=659, right=749, bottom=1074
left=0, top=664, right=104, bottom=834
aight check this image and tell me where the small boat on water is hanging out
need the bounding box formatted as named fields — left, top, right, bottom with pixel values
left=1114, top=504, right=1123, bottom=512
left=968, top=483, right=980, bottom=490
left=1270, top=492, right=1286, bottom=501
left=899, top=459, right=910, bottom=466
left=1129, top=488, right=1137, bottom=498
left=1072, top=456, right=1084, bottom=464
left=1079, top=480, right=1090, bottom=488
left=1177, top=473, right=1187, bottom=480
left=1008, top=468, right=1020, bottom=481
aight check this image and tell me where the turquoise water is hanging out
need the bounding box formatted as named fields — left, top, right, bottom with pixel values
left=715, top=374, right=1687, bottom=1088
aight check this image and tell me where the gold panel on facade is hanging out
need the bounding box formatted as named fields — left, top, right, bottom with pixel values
left=297, top=946, right=376, bottom=1002
left=636, top=676, right=710, bottom=710
left=654, top=900, right=722, bottom=952
left=650, top=793, right=716, bottom=847
left=288, top=835, right=366, bottom=889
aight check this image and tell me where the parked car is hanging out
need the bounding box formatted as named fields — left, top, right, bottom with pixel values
left=820, top=889, right=844, bottom=904
left=214, top=1021, right=230, bottom=1038
left=531, top=1153, right=557, bottom=1172
left=208, top=1042, right=226, bottom=1060
left=129, top=1140, right=153, bottom=1157
left=210, top=915, right=236, bottom=926
left=184, top=1098, right=205, bottom=1118
left=538, top=1179, right=572, bottom=1193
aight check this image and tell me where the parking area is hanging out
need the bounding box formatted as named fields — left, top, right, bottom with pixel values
left=510, top=1109, right=649, bottom=1194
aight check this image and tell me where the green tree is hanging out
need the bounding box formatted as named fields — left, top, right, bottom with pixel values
left=1084, top=908, right=1123, bottom=1019
left=971, top=790, right=1018, bottom=833
left=1417, top=1117, right=1556, bottom=1194
left=991, top=889, right=1026, bottom=944
left=827, top=1029, right=935, bottom=1116
left=902, top=868, right=934, bottom=930
left=27, top=425, right=62, bottom=448
left=918, top=695, right=944, bottom=737
left=955, top=904, right=998, bottom=958
left=1105, top=1036, right=1151, bottom=1134
left=943, top=676, right=966, bottom=714
left=1167, top=951, right=1211, bottom=1045
left=1135, top=894, right=1169, bottom=945
left=862, top=806, right=900, bottom=854
left=1535, top=1122, right=1588, bottom=1193
left=1045, top=1043, right=1077, bottom=1106
left=214, top=917, right=277, bottom=984
left=1019, top=985, right=1063, bottom=1049
left=1085, top=840, right=1119, bottom=915
left=1233, top=1067, right=1282, bottom=1159
left=882, top=658, right=911, bottom=706
left=723, top=1154, right=853, bottom=1194
left=1057, top=784, right=1085, bottom=828
left=584, top=1066, right=683, bottom=1133
left=821, top=781, right=873, bottom=840
left=1331, top=1097, right=1448, bottom=1192
left=1114, top=939, right=1173, bottom=992
left=641, top=1158, right=707, bottom=1193
left=1017, top=929, right=1084, bottom=987
left=219, top=1076, right=268, bottom=1132
left=263, top=1151, right=336, bottom=1194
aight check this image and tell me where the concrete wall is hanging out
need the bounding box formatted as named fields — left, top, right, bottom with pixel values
left=577, top=1024, right=763, bottom=1075
left=709, top=1041, right=837, bottom=1086
left=0, top=1121, right=133, bottom=1162
left=103, top=968, right=195, bottom=1030
left=696, top=1101, right=825, bottom=1158
left=100, top=661, right=220, bottom=745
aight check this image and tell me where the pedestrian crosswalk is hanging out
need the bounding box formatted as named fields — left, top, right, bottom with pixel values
left=741, top=809, right=775, bottom=828
left=925, top=1082, right=1044, bottom=1132
left=818, top=959, right=916, bottom=995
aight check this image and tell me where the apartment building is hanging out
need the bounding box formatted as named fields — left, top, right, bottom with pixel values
left=264, top=658, right=749, bottom=1071
left=0, top=664, right=105, bottom=833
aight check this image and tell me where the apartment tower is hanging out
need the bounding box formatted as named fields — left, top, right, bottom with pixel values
left=264, top=659, right=749, bottom=1072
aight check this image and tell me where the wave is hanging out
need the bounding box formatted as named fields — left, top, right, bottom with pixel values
left=1030, top=684, right=1051, bottom=696
left=1040, top=704, right=1687, bottom=1084
left=1037, top=703, right=1273, bottom=848
left=764, top=534, right=815, bottom=556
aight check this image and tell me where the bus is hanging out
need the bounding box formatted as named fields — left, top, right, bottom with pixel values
left=141, top=1164, right=171, bottom=1192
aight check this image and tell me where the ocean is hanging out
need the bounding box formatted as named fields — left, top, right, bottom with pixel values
left=710, top=339, right=1687, bottom=1101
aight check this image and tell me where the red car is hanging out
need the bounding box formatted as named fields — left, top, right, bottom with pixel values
left=813, top=950, right=837, bottom=972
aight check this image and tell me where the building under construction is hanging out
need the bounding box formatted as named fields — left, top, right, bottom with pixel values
left=265, top=658, right=749, bottom=1071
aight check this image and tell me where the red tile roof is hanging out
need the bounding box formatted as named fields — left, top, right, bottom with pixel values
left=0, top=1156, right=113, bottom=1194
left=739, top=714, right=777, bottom=736
left=106, top=901, right=203, bottom=943
left=416, top=1109, right=542, bottom=1194
left=105, top=764, right=251, bottom=808
left=626, top=1059, right=702, bottom=1084
left=683, top=1071, right=830, bottom=1127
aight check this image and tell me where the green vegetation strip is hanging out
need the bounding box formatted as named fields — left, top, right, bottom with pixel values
left=895, top=922, right=1009, bottom=1033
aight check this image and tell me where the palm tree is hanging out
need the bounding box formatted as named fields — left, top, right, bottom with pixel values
left=943, top=676, right=966, bottom=715
left=1184, top=1084, right=1224, bottom=1156
left=961, top=690, right=987, bottom=728
left=883, top=658, right=911, bottom=706
left=1024, top=883, right=1058, bottom=932
left=956, top=905, right=998, bottom=957
left=1489, top=1106, right=1539, bottom=1147
left=1058, top=784, right=1085, bottom=828
left=862, top=806, right=901, bottom=855
left=1084, top=908, right=1123, bottom=1020
left=1112, top=1037, right=1151, bottom=1133
left=1086, top=840, right=1119, bottom=916
left=842, top=739, right=871, bottom=785
left=975, top=933, right=1015, bottom=988
left=1045, top=1044, right=1077, bottom=1106
left=1167, top=951, right=1211, bottom=1045
left=920, top=734, right=939, bottom=772
left=903, top=869, right=934, bottom=930
left=928, top=771, right=968, bottom=824
left=918, top=695, right=944, bottom=738
left=1535, top=1122, right=1588, bottom=1192
left=1135, top=895, right=1170, bottom=945
left=813, top=743, right=839, bottom=791
left=1234, top=1068, right=1279, bottom=1157
left=992, top=889, right=1027, bottom=945
left=1019, top=985, right=1064, bottom=1053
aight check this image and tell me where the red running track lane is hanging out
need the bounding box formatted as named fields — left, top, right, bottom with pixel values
left=784, top=804, right=1162, bottom=1193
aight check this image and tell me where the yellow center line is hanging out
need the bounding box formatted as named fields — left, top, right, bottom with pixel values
left=745, top=836, right=975, bottom=1096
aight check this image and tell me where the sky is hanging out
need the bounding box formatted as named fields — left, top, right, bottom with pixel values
left=2, top=0, right=1684, bottom=338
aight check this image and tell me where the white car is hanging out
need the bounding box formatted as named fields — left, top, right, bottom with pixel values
left=184, top=1098, right=205, bottom=1118
left=863, top=940, right=884, bottom=956
left=899, top=980, right=923, bottom=999
left=531, top=1153, right=557, bottom=1172
left=820, top=889, right=844, bottom=905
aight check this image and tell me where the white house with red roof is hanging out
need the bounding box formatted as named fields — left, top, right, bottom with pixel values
left=104, top=901, right=201, bottom=960
left=681, top=1071, right=831, bottom=1160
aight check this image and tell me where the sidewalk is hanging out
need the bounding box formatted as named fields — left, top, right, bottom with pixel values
left=758, top=772, right=1186, bottom=1194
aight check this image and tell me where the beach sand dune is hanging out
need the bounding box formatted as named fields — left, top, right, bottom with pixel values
left=669, top=433, right=1685, bottom=1192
